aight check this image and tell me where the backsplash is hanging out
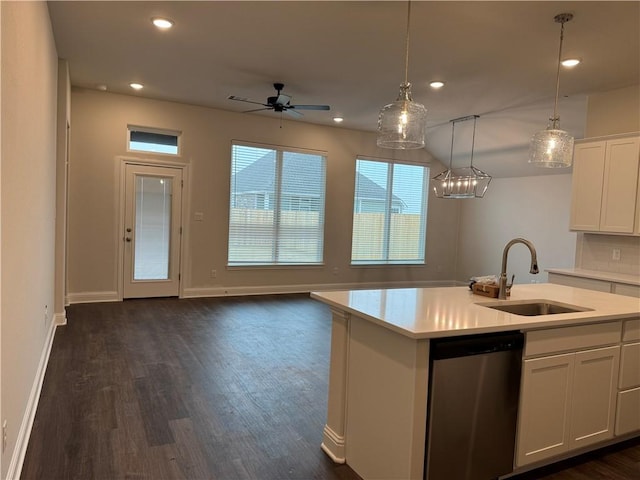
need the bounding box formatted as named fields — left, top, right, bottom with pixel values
left=576, top=233, right=640, bottom=276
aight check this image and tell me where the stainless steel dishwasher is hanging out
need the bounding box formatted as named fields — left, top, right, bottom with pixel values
left=425, top=331, right=524, bottom=480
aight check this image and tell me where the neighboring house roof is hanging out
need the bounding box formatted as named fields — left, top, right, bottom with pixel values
left=231, top=152, right=323, bottom=196
left=232, top=151, right=405, bottom=207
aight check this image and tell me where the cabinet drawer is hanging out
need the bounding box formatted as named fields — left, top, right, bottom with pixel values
left=615, top=387, right=640, bottom=436
left=525, top=322, right=622, bottom=357
left=619, top=342, right=640, bottom=389
left=623, top=319, right=640, bottom=342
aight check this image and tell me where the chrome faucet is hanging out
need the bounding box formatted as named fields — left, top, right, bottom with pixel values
left=499, top=238, right=539, bottom=299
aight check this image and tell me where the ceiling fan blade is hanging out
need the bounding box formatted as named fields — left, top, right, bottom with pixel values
left=275, top=93, right=291, bottom=105
left=284, top=108, right=304, bottom=118
left=289, top=104, right=331, bottom=111
left=228, top=95, right=268, bottom=107
left=243, top=107, right=272, bottom=113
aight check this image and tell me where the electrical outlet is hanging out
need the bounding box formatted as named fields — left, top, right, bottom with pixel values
left=332, top=267, right=339, bottom=275
left=612, top=248, right=621, bottom=261
left=44, top=305, right=48, bottom=325
left=2, top=420, right=7, bottom=453
left=210, top=269, right=217, bottom=279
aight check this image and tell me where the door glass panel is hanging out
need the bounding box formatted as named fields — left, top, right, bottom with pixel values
left=134, top=175, right=172, bottom=280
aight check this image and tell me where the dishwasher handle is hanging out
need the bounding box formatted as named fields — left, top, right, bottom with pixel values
left=430, top=331, right=524, bottom=360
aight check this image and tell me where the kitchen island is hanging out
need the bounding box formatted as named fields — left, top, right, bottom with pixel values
left=311, top=283, right=640, bottom=480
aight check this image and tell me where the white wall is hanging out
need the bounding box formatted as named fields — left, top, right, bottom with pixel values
left=586, top=85, right=640, bottom=138
left=455, top=175, right=577, bottom=285
left=68, top=89, right=461, bottom=300
left=1, top=2, right=58, bottom=478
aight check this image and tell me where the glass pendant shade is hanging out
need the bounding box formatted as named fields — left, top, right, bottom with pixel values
left=529, top=126, right=574, bottom=167
left=377, top=83, right=427, bottom=149
left=432, top=166, right=492, bottom=198
left=529, top=13, right=575, bottom=168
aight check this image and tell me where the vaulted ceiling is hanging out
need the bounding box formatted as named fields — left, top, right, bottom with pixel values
left=47, top=1, right=639, bottom=177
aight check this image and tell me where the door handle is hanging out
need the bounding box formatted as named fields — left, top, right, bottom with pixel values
left=125, top=237, right=131, bottom=242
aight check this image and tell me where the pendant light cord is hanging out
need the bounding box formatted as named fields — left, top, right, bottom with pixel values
left=404, top=1, right=411, bottom=85
left=551, top=15, right=570, bottom=127
left=448, top=121, right=455, bottom=170
left=470, top=116, right=477, bottom=168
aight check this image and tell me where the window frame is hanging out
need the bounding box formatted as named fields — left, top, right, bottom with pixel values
left=350, top=157, right=429, bottom=266
left=228, top=141, right=327, bottom=267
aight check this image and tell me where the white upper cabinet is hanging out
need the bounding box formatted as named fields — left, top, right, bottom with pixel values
left=570, top=135, right=640, bottom=234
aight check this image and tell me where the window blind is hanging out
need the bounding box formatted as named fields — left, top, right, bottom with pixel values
left=228, top=143, right=326, bottom=265
left=351, top=158, right=428, bottom=264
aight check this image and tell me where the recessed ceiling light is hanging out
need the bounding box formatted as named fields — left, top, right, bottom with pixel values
left=129, top=83, right=144, bottom=90
left=333, top=117, right=344, bottom=123
left=430, top=81, right=445, bottom=89
left=561, top=58, right=581, bottom=67
left=96, top=84, right=107, bottom=91
left=152, top=17, right=174, bottom=29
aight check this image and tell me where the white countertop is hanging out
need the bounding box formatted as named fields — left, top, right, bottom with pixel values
left=311, top=283, right=640, bottom=339
left=547, top=268, right=640, bottom=286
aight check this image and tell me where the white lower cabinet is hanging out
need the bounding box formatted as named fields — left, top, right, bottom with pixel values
left=516, top=353, right=574, bottom=466
left=516, top=322, right=623, bottom=468
left=616, top=328, right=640, bottom=436
left=569, top=346, right=620, bottom=448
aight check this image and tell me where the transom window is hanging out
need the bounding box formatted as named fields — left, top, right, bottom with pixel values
left=351, top=158, right=429, bottom=265
left=228, top=142, right=326, bottom=266
left=128, top=126, right=180, bottom=155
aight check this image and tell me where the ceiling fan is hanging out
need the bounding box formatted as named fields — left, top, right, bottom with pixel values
left=228, top=83, right=330, bottom=118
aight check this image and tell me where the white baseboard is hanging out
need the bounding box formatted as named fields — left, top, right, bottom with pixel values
left=67, top=290, right=119, bottom=304
left=54, top=311, right=67, bottom=326
left=182, top=280, right=458, bottom=298
left=321, top=425, right=346, bottom=464
left=5, top=316, right=59, bottom=480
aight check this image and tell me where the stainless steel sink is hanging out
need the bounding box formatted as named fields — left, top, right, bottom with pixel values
left=479, top=300, right=593, bottom=316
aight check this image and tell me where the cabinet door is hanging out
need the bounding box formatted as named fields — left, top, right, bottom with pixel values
left=600, top=137, right=640, bottom=233
left=570, top=141, right=606, bottom=231
left=615, top=387, right=640, bottom=436
left=516, top=353, right=574, bottom=467
left=569, top=346, right=620, bottom=449
left=619, top=342, right=640, bottom=389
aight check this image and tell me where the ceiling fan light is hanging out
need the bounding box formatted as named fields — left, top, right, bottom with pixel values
left=377, top=83, right=427, bottom=149
left=529, top=127, right=574, bottom=167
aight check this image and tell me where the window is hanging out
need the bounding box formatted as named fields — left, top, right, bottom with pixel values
left=228, top=142, right=326, bottom=265
left=128, top=126, right=180, bottom=155
left=351, top=158, right=428, bottom=264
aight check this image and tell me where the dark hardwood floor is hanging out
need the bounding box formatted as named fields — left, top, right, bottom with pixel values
left=21, top=294, right=639, bottom=479
left=21, top=294, right=361, bottom=480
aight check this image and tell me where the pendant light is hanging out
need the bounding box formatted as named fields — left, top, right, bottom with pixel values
left=432, top=115, right=492, bottom=198
left=377, top=1, right=427, bottom=149
left=529, top=13, right=575, bottom=168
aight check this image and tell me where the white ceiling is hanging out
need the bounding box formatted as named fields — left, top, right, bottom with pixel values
left=47, top=1, right=639, bottom=177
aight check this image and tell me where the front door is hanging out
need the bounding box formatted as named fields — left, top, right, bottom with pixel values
left=123, top=164, right=183, bottom=298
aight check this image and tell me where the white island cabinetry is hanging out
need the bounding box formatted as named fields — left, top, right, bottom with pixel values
left=311, top=285, right=640, bottom=480
left=516, top=322, right=621, bottom=467
left=616, top=319, right=640, bottom=436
